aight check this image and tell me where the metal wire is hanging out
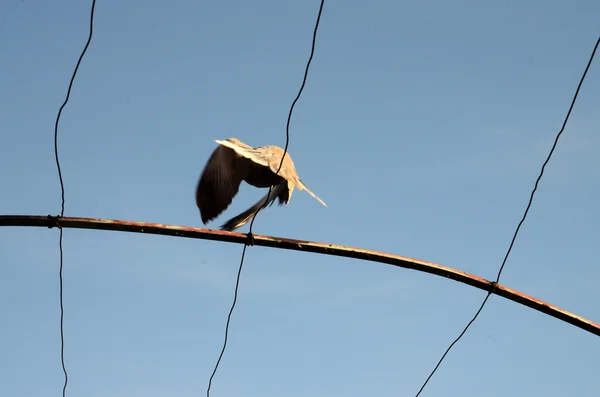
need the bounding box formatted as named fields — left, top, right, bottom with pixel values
left=2, top=215, right=599, bottom=337
left=247, top=0, right=326, bottom=235
left=52, top=1, right=97, bottom=396
left=414, top=35, right=600, bottom=397
left=206, top=1, right=326, bottom=396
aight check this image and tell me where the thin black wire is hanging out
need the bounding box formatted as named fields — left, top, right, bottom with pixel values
left=248, top=0, right=326, bottom=231
left=53, top=1, right=97, bottom=396
left=205, top=1, right=325, bottom=396
left=414, top=35, right=600, bottom=397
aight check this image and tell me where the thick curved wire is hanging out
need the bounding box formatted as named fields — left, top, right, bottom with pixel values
left=2, top=215, right=599, bottom=337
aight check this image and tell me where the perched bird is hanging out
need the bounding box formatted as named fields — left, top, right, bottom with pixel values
left=195, top=138, right=327, bottom=231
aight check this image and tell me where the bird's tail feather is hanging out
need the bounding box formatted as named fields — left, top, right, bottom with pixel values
left=297, top=179, right=327, bottom=207
left=220, top=183, right=286, bottom=231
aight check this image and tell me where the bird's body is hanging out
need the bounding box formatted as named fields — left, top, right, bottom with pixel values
left=195, top=138, right=326, bottom=231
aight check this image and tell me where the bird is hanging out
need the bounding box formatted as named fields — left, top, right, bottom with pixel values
left=195, top=137, right=327, bottom=232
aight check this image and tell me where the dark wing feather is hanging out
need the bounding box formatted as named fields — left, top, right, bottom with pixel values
left=195, top=145, right=245, bottom=224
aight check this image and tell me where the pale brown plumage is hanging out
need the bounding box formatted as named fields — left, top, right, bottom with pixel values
left=195, top=138, right=327, bottom=231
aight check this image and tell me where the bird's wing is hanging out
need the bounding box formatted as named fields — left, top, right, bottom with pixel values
left=215, top=139, right=327, bottom=207
left=215, top=139, right=271, bottom=168
left=296, top=179, right=327, bottom=207
left=196, top=144, right=245, bottom=224
left=258, top=146, right=294, bottom=178
left=216, top=140, right=299, bottom=181
left=220, top=182, right=287, bottom=231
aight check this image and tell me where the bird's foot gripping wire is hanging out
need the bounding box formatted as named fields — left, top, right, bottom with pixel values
left=246, top=231, right=255, bottom=246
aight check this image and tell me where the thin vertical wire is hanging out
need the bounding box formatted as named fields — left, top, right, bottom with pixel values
left=414, top=35, right=600, bottom=397
left=248, top=0, right=326, bottom=232
left=53, top=1, right=97, bottom=396
left=206, top=1, right=326, bottom=396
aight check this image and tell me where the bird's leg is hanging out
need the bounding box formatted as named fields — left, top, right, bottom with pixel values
left=246, top=231, right=255, bottom=246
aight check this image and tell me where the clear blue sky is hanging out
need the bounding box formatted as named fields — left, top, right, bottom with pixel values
left=1, top=0, right=599, bottom=396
